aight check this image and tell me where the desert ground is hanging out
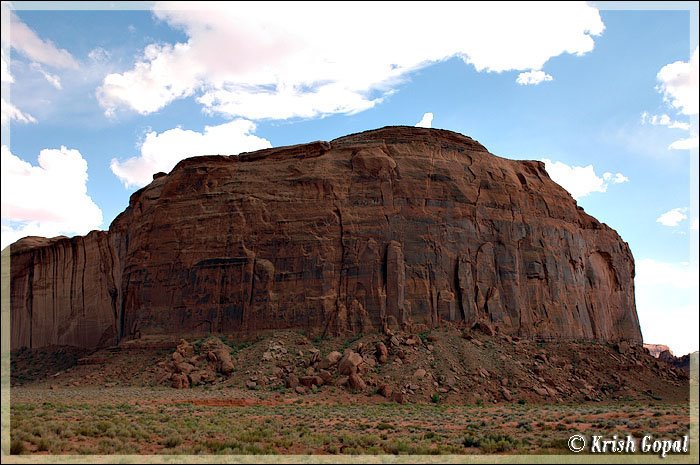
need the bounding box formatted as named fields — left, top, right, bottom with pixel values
left=8, top=326, right=695, bottom=456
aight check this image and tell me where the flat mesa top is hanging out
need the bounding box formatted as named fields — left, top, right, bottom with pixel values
left=173, top=126, right=493, bottom=170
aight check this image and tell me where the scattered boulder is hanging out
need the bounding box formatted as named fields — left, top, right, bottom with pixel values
left=308, top=349, right=320, bottom=366
left=176, top=339, right=195, bottom=358
left=175, top=362, right=195, bottom=374
left=319, top=351, right=343, bottom=369
left=200, top=338, right=234, bottom=375
left=213, top=349, right=234, bottom=375
left=500, top=387, right=512, bottom=400
left=300, top=376, right=324, bottom=387
left=286, top=374, right=299, bottom=389
left=616, top=341, right=631, bottom=355
left=378, top=384, right=393, bottom=398
left=156, top=337, right=239, bottom=388
left=376, top=342, right=389, bottom=364
left=472, top=321, right=495, bottom=336
left=326, top=351, right=342, bottom=364
left=413, top=368, right=427, bottom=379
left=172, top=351, right=184, bottom=364
left=318, top=369, right=333, bottom=384
left=533, top=387, right=550, bottom=397
left=349, top=373, right=367, bottom=391
left=171, top=373, right=189, bottom=389
left=338, top=350, right=363, bottom=375
left=188, top=370, right=214, bottom=386
left=405, top=337, right=420, bottom=346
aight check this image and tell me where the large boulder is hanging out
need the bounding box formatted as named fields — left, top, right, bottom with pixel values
left=337, top=350, right=364, bottom=376
left=376, top=342, right=389, bottom=364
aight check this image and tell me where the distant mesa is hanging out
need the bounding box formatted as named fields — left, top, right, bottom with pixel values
left=644, top=344, right=691, bottom=373
left=8, top=126, right=641, bottom=350
left=643, top=343, right=672, bottom=359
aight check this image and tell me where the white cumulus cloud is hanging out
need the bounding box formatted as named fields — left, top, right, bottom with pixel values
left=656, top=207, right=688, bottom=227
left=1, top=97, right=36, bottom=126
left=415, top=112, right=433, bottom=128
left=668, top=135, right=699, bottom=150
left=640, top=111, right=690, bottom=131
left=1, top=145, right=103, bottom=249
left=602, top=172, right=629, bottom=184
left=98, top=2, right=604, bottom=119
left=643, top=50, right=698, bottom=152
left=635, top=258, right=698, bottom=355
left=516, top=70, right=553, bottom=85
left=110, top=119, right=272, bottom=188
left=656, top=47, right=698, bottom=116
left=541, top=159, right=628, bottom=200
left=1, top=49, right=13, bottom=82
left=2, top=11, right=78, bottom=70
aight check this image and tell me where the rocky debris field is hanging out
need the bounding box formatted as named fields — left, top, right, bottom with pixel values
left=11, top=345, right=92, bottom=386
left=12, top=323, right=689, bottom=405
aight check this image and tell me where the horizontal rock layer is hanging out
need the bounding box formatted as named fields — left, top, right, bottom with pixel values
left=9, top=126, right=642, bottom=349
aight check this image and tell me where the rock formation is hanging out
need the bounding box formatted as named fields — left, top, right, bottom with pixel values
left=643, top=343, right=672, bottom=358
left=8, top=126, right=642, bottom=349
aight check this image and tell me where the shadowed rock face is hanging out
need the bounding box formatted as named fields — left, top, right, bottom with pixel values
left=8, top=126, right=642, bottom=349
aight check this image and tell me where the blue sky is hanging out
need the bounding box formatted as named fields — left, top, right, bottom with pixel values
left=1, top=2, right=698, bottom=354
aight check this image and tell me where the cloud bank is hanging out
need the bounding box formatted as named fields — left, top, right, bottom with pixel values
left=415, top=112, right=433, bottom=128
left=542, top=159, right=628, bottom=200
left=98, top=2, right=604, bottom=120
left=1, top=145, right=103, bottom=249
left=110, top=119, right=272, bottom=187
left=656, top=207, right=688, bottom=227
left=516, top=70, right=553, bottom=85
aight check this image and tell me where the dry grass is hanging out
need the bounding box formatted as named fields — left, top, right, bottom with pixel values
left=10, top=391, right=690, bottom=455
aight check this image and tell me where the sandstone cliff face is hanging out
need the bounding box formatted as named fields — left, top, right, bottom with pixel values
left=9, top=127, right=642, bottom=349
left=9, top=233, right=118, bottom=349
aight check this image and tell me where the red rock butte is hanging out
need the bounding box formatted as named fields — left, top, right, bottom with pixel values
left=8, top=126, right=642, bottom=350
